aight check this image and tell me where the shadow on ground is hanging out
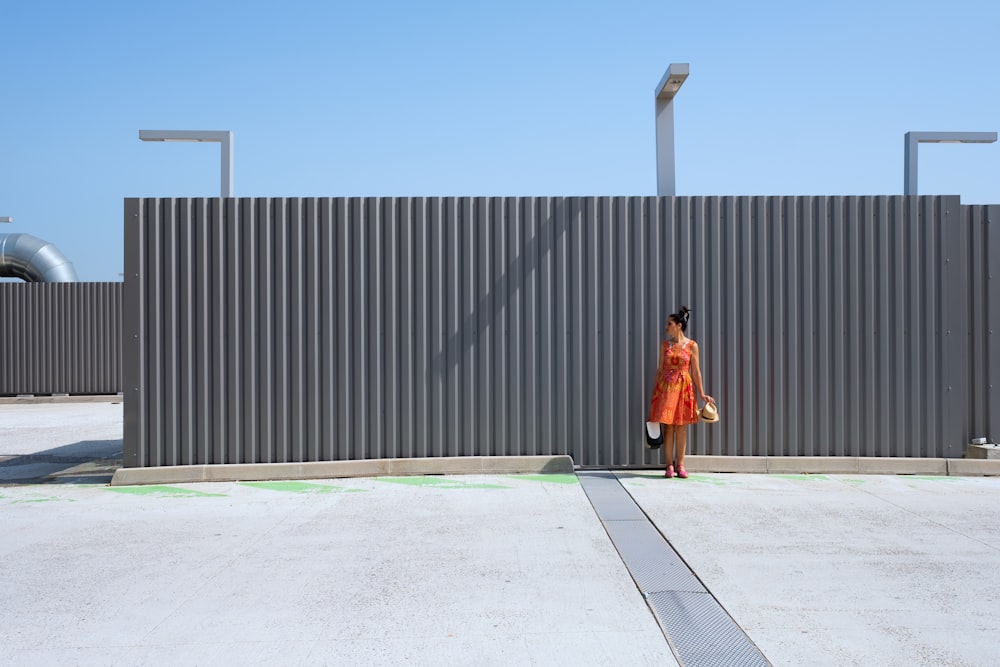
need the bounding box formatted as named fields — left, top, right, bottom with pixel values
left=0, top=439, right=123, bottom=485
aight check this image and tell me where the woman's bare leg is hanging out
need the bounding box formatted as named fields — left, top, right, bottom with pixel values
left=675, top=426, right=688, bottom=477
left=663, top=425, right=676, bottom=474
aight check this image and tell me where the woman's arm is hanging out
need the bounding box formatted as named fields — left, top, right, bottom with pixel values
left=690, top=341, right=714, bottom=404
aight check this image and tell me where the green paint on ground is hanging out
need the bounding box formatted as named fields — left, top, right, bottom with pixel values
left=841, top=478, right=867, bottom=487
left=624, top=472, right=662, bottom=478
left=773, top=474, right=831, bottom=481
left=238, top=481, right=365, bottom=494
left=687, top=474, right=734, bottom=486
left=376, top=477, right=509, bottom=490
left=507, top=474, right=578, bottom=485
left=619, top=473, right=662, bottom=485
left=907, top=476, right=959, bottom=482
left=623, top=473, right=732, bottom=486
left=12, top=496, right=75, bottom=504
left=105, top=485, right=226, bottom=497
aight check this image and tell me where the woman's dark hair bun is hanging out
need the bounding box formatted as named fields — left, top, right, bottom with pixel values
left=675, top=305, right=691, bottom=331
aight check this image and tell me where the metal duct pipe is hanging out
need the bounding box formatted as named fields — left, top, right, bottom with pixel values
left=0, top=233, right=79, bottom=282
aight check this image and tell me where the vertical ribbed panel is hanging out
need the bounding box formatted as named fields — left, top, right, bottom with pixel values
left=123, top=196, right=985, bottom=468
left=0, top=282, right=122, bottom=395
left=968, top=204, right=1000, bottom=445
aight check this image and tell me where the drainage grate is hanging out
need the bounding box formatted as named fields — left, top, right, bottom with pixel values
left=601, top=520, right=705, bottom=594
left=578, top=470, right=771, bottom=667
left=578, top=472, right=648, bottom=521
left=647, top=591, right=770, bottom=667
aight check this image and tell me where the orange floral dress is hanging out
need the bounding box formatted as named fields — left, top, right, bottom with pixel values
left=647, top=339, right=698, bottom=425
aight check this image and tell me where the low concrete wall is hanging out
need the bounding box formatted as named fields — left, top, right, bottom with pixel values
left=109, top=454, right=1000, bottom=486
left=680, top=455, right=996, bottom=477
left=111, top=455, right=575, bottom=486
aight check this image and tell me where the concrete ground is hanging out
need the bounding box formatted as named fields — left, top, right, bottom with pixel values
left=0, top=398, right=123, bottom=484
left=618, top=471, right=1000, bottom=667
left=2, top=401, right=999, bottom=666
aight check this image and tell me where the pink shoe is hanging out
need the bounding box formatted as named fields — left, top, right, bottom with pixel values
left=677, top=467, right=688, bottom=479
left=665, top=465, right=674, bottom=478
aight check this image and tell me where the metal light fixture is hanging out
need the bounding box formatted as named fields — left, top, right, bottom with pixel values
left=903, top=131, right=997, bottom=195
left=139, top=130, right=234, bottom=197
left=655, top=63, right=690, bottom=196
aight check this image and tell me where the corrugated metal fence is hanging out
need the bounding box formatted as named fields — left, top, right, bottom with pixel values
left=966, top=203, right=999, bottom=450
left=122, top=196, right=999, bottom=467
left=0, top=282, right=122, bottom=395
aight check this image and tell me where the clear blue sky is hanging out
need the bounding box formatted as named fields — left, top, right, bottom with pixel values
left=2, top=0, right=997, bottom=281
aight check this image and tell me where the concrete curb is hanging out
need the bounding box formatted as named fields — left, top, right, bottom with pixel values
left=110, top=455, right=575, bottom=486
left=682, top=455, right=995, bottom=476
left=106, top=455, right=1000, bottom=486
left=947, top=458, right=1000, bottom=476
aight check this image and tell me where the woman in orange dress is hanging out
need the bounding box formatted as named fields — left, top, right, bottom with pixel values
left=647, top=306, right=714, bottom=478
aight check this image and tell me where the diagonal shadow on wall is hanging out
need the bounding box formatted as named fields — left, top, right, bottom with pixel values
left=424, top=199, right=562, bottom=456
left=415, top=197, right=658, bottom=462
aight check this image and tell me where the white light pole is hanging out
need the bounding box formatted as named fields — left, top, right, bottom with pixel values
left=904, top=131, right=997, bottom=195
left=0, top=217, right=12, bottom=223
left=655, top=63, right=689, bottom=196
left=139, top=130, right=234, bottom=197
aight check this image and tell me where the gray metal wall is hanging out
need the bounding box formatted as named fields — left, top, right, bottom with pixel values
left=123, top=196, right=997, bottom=468
left=0, top=282, right=122, bottom=395
left=966, top=204, right=1000, bottom=449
